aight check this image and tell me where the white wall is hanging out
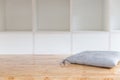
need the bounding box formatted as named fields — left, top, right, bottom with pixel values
left=35, top=32, right=71, bottom=54
left=110, top=0, right=120, bottom=30
left=111, top=33, right=120, bottom=51
left=0, top=32, right=33, bottom=54
left=5, top=0, right=32, bottom=31
left=37, top=0, right=70, bottom=31
left=0, top=0, right=120, bottom=55
left=72, top=0, right=104, bottom=31
left=0, top=32, right=119, bottom=54
left=0, top=0, right=5, bottom=31
left=72, top=32, right=109, bottom=54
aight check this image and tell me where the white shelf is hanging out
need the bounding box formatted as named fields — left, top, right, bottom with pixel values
left=0, top=0, right=32, bottom=31
left=36, top=31, right=70, bottom=33
left=0, top=31, right=33, bottom=33
left=72, top=30, right=109, bottom=33
left=71, top=0, right=107, bottom=31
left=110, top=30, right=120, bottom=33
left=110, top=0, right=120, bottom=31
left=0, top=0, right=119, bottom=32
left=0, top=0, right=120, bottom=54
left=36, top=0, right=70, bottom=31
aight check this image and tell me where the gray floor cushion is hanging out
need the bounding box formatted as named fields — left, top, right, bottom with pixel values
left=62, top=51, right=120, bottom=68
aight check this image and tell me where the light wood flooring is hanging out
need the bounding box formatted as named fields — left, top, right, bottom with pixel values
left=0, top=54, right=120, bottom=80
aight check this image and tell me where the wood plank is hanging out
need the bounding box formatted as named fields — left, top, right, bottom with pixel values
left=0, top=55, right=119, bottom=80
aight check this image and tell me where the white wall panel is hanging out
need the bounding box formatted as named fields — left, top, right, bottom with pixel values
left=111, top=33, right=120, bottom=51
left=0, top=32, right=33, bottom=54
left=35, top=32, right=71, bottom=54
left=72, top=32, right=109, bottom=54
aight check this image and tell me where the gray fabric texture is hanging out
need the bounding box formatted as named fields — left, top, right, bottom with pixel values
left=63, top=51, right=120, bottom=68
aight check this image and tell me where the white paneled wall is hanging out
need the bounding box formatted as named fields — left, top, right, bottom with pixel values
left=35, top=32, right=71, bottom=54
left=72, top=32, right=109, bottom=54
left=0, top=32, right=33, bottom=54
left=0, top=32, right=119, bottom=54
left=111, top=33, right=120, bottom=51
left=0, top=0, right=120, bottom=54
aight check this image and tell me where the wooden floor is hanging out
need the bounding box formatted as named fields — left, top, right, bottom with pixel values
left=0, top=54, right=120, bottom=80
